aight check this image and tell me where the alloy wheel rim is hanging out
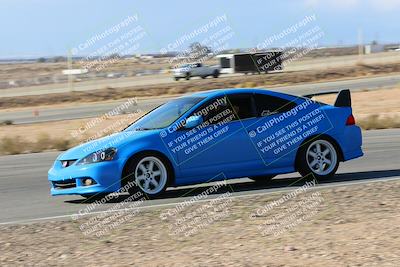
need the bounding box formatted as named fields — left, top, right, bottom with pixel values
left=306, top=140, right=337, bottom=176
left=135, top=156, right=167, bottom=194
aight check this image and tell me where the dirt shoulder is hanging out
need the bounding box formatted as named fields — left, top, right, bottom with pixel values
left=1, top=179, right=399, bottom=266
left=1, top=87, right=398, bottom=142
left=0, top=87, right=399, bottom=155
left=0, top=113, right=143, bottom=154
left=2, top=62, right=400, bottom=109
left=316, top=87, right=400, bottom=130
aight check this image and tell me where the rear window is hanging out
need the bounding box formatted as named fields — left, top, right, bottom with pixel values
left=227, top=94, right=256, bottom=120
left=254, top=94, right=296, bottom=117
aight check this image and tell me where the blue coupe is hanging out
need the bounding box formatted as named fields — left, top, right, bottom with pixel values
left=48, top=88, right=363, bottom=198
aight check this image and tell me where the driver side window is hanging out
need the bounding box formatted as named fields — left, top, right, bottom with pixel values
left=189, top=94, right=256, bottom=126
left=191, top=96, right=234, bottom=125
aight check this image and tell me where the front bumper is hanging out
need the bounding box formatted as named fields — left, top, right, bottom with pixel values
left=48, top=160, right=122, bottom=196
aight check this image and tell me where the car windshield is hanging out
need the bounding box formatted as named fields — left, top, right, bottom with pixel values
left=179, top=64, right=190, bottom=68
left=125, top=96, right=204, bottom=131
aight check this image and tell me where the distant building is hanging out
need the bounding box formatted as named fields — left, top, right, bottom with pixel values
left=364, top=44, right=384, bottom=54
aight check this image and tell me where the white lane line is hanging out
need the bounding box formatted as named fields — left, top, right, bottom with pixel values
left=1, top=175, right=400, bottom=226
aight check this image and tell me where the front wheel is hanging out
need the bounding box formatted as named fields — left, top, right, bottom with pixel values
left=126, top=154, right=170, bottom=199
left=297, top=138, right=339, bottom=180
left=185, top=73, right=191, bottom=80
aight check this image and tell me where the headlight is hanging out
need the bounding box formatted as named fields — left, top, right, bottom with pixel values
left=77, top=148, right=117, bottom=165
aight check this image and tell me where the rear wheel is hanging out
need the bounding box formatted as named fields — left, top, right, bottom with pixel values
left=249, top=175, right=276, bottom=183
left=125, top=154, right=170, bottom=199
left=185, top=73, right=191, bottom=80
left=213, top=70, right=219, bottom=78
left=297, top=138, right=339, bottom=180
left=174, top=77, right=180, bottom=81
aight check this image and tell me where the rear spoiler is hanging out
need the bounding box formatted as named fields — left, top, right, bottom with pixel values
left=303, top=89, right=351, bottom=107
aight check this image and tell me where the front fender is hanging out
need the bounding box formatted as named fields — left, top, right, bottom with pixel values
left=117, top=131, right=180, bottom=185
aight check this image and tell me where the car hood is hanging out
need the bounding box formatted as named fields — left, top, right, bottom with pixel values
left=58, top=130, right=156, bottom=160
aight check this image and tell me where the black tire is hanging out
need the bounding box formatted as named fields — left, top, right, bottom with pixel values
left=296, top=137, right=340, bottom=180
left=213, top=70, right=219, bottom=78
left=174, top=77, right=180, bottom=81
left=201, top=76, right=206, bottom=79
left=185, top=73, right=191, bottom=80
left=249, top=175, right=276, bottom=183
left=124, top=153, right=172, bottom=199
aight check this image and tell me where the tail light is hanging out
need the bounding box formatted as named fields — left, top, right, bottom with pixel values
left=346, top=114, right=356, bottom=125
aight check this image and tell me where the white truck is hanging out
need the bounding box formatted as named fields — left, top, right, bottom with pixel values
left=172, top=63, right=220, bottom=81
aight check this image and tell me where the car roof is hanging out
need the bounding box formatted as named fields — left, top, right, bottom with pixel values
left=188, top=88, right=296, bottom=100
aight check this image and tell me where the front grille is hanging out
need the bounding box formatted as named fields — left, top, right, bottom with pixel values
left=52, top=179, right=76, bottom=189
left=60, top=159, right=77, bottom=168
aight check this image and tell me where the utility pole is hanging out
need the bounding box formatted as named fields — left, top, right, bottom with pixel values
left=358, top=28, right=364, bottom=63
left=67, top=49, right=73, bottom=92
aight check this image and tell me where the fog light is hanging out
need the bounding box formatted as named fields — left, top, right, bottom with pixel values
left=83, top=178, right=94, bottom=186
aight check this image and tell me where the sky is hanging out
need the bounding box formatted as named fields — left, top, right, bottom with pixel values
left=0, top=0, right=399, bottom=58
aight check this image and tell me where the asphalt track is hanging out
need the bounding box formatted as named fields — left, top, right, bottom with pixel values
left=0, top=128, right=399, bottom=225
left=2, top=74, right=400, bottom=124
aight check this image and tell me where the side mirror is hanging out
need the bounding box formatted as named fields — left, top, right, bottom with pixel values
left=184, top=115, right=203, bottom=129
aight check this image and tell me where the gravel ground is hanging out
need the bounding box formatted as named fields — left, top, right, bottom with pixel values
left=2, top=62, right=400, bottom=109
left=1, top=179, right=399, bottom=267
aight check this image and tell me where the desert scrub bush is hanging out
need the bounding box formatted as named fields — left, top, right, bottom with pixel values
left=31, top=133, right=52, bottom=153
left=235, top=81, right=258, bottom=88
left=0, top=136, right=28, bottom=155
left=167, top=86, right=187, bottom=94
left=0, top=134, right=74, bottom=155
left=33, top=133, right=74, bottom=152
left=358, top=114, right=400, bottom=130
left=52, top=139, right=72, bottom=151
left=0, top=120, right=13, bottom=125
left=358, top=114, right=379, bottom=130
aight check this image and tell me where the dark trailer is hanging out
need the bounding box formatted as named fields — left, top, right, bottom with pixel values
left=217, top=51, right=283, bottom=74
